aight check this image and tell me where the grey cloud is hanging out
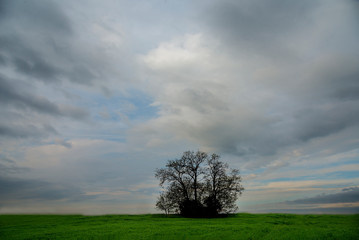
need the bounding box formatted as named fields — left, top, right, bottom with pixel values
left=1, top=0, right=136, bottom=89
left=0, top=0, right=6, bottom=18
left=284, top=56, right=359, bottom=142
left=54, top=139, right=72, bottom=149
left=70, top=65, right=96, bottom=86
left=0, top=0, right=115, bottom=143
left=0, top=75, right=60, bottom=114
left=163, top=0, right=359, bottom=159
left=165, top=109, right=282, bottom=157
left=0, top=150, right=156, bottom=207
left=316, top=57, right=359, bottom=101
left=249, top=187, right=359, bottom=214
left=0, top=156, right=28, bottom=175
left=0, top=73, right=88, bottom=138
left=0, top=1, right=96, bottom=86
left=343, top=187, right=359, bottom=192
left=0, top=54, right=6, bottom=66
left=0, top=0, right=77, bottom=83
left=0, top=75, right=88, bottom=119
left=293, top=101, right=359, bottom=142
left=58, top=105, right=89, bottom=120
left=2, top=0, right=72, bottom=34
left=0, top=34, right=62, bottom=84
left=0, top=175, right=91, bottom=202
left=180, top=88, right=228, bottom=114
left=13, top=56, right=59, bottom=81
left=204, top=0, right=316, bottom=56
left=287, top=187, right=359, bottom=204
left=209, top=100, right=359, bottom=157
left=0, top=123, right=57, bottom=139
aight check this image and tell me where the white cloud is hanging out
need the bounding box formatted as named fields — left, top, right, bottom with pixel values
left=142, top=34, right=208, bottom=70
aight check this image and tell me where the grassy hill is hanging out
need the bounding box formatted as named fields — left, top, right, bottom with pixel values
left=1, top=213, right=358, bottom=239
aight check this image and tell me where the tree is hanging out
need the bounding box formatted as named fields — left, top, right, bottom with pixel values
left=155, top=192, right=175, bottom=215
left=155, top=150, right=244, bottom=217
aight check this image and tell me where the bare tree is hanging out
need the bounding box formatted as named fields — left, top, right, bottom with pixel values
left=155, top=150, right=244, bottom=217
left=206, top=154, right=244, bottom=214
left=156, top=192, right=175, bottom=215
left=182, top=151, right=206, bottom=202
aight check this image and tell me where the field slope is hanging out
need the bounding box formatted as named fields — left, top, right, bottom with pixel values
left=0, top=213, right=358, bottom=239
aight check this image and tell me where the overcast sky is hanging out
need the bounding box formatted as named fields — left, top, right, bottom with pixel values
left=1, top=0, right=359, bottom=214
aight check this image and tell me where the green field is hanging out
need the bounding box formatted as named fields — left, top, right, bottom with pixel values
left=0, top=213, right=358, bottom=239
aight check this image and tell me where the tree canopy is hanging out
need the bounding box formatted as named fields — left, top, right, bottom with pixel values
left=155, top=150, right=244, bottom=217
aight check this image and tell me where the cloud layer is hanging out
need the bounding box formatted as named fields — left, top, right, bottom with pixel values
left=0, top=0, right=358, bottom=214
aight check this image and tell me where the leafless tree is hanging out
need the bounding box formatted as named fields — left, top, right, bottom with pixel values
left=155, top=150, right=244, bottom=217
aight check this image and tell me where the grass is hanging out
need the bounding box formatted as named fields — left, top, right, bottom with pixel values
left=0, top=213, right=358, bottom=239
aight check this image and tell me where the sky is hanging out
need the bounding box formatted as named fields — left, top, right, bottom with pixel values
left=0, top=0, right=359, bottom=215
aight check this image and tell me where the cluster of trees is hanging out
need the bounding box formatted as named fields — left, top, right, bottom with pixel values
left=155, top=150, right=244, bottom=217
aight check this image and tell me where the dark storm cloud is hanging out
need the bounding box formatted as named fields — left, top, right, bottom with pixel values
left=287, top=187, right=359, bottom=204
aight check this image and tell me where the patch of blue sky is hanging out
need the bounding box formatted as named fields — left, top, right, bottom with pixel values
left=123, top=89, right=159, bottom=121
left=88, top=89, right=159, bottom=123
left=100, top=152, right=128, bottom=161
left=265, top=176, right=313, bottom=182
left=242, top=167, right=266, bottom=176
left=322, top=171, right=359, bottom=180
left=324, top=158, right=359, bottom=168
left=87, top=133, right=127, bottom=142
left=317, top=183, right=356, bottom=189
left=61, top=85, right=158, bottom=122
left=264, top=169, right=359, bottom=183
left=270, top=170, right=359, bottom=182
left=53, top=89, right=158, bottom=142
left=288, top=156, right=359, bottom=173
